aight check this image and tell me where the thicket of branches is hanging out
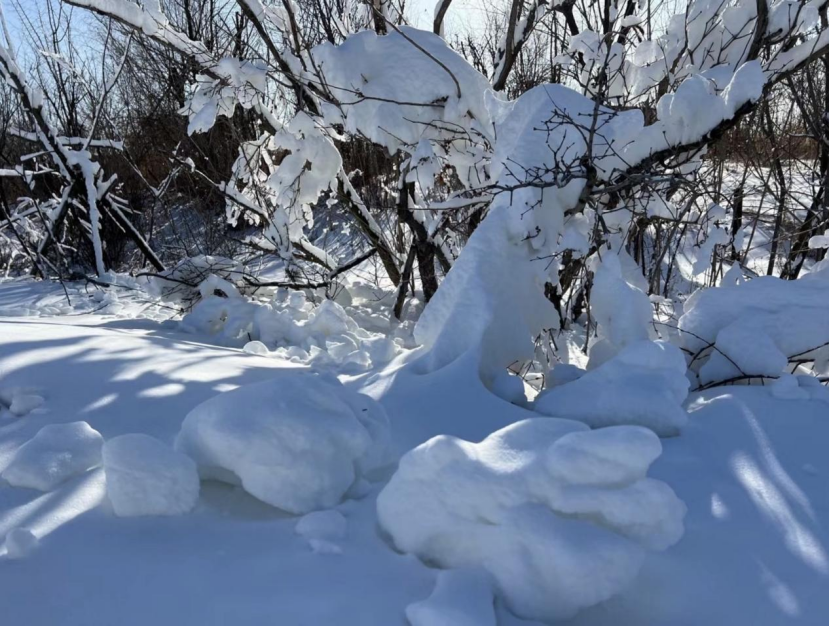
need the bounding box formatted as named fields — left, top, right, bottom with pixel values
left=0, top=0, right=828, bottom=326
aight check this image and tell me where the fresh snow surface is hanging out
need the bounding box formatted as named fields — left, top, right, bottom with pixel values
left=3, top=282, right=829, bottom=623
left=103, top=434, right=200, bottom=517
left=176, top=372, right=391, bottom=514
left=2, top=421, right=103, bottom=491
left=377, top=419, right=686, bottom=621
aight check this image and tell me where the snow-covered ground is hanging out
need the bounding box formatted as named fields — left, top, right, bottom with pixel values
left=1, top=279, right=828, bottom=624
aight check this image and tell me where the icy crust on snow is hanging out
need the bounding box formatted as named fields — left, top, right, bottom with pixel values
left=679, top=276, right=829, bottom=384
left=534, top=341, right=690, bottom=437
left=176, top=373, right=391, bottom=514
left=377, top=418, right=686, bottom=622
left=179, top=279, right=407, bottom=371
left=2, top=422, right=103, bottom=491
left=103, top=434, right=200, bottom=517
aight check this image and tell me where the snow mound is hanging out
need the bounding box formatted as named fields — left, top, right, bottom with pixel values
left=175, top=373, right=391, bottom=514
left=103, top=434, right=200, bottom=517
left=377, top=418, right=686, bottom=622
left=179, top=283, right=405, bottom=371
left=679, top=276, right=829, bottom=384
left=2, top=421, right=103, bottom=491
left=4, top=528, right=38, bottom=559
left=295, top=509, right=347, bottom=542
left=0, top=387, right=45, bottom=417
left=534, top=341, right=690, bottom=436
left=406, top=568, right=496, bottom=626
left=9, top=394, right=44, bottom=417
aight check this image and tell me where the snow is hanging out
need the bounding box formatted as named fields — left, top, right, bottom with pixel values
left=103, top=434, right=200, bottom=517
left=174, top=278, right=406, bottom=371
left=2, top=290, right=829, bottom=622
left=2, top=422, right=103, bottom=491
left=295, top=509, right=348, bottom=542
left=4, top=527, right=38, bottom=559
left=589, top=252, right=654, bottom=362
left=679, top=276, right=829, bottom=384
left=405, top=568, right=496, bottom=626
left=175, top=373, right=390, bottom=514
left=377, top=418, right=685, bottom=621
left=534, top=341, right=690, bottom=436
left=8, top=393, right=44, bottom=417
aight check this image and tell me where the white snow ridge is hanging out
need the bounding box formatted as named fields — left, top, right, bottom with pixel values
left=175, top=372, right=391, bottom=514
left=377, top=419, right=686, bottom=622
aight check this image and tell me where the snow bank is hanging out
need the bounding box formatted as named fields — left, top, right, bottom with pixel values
left=176, top=373, right=390, bottom=514
left=377, top=418, right=686, bottom=622
left=534, top=341, right=689, bottom=436
left=2, top=422, right=103, bottom=491
left=406, top=568, right=496, bottom=626
left=679, top=276, right=829, bottom=384
left=103, top=434, right=200, bottom=517
left=4, top=528, right=38, bottom=559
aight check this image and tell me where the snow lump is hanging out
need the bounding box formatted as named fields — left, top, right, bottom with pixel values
left=377, top=418, right=686, bottom=622
left=4, top=528, right=38, bottom=559
left=103, top=434, right=200, bottom=517
left=534, top=340, right=690, bottom=436
left=175, top=372, right=391, bottom=514
left=2, top=421, right=103, bottom=491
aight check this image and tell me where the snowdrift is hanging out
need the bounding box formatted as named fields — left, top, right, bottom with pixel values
left=377, top=418, right=686, bottom=621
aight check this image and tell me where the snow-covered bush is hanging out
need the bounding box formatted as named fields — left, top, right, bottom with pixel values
left=679, top=276, right=829, bottom=386
left=2, top=422, right=103, bottom=491
left=377, top=418, right=686, bottom=621
left=176, top=372, right=391, bottom=514
left=103, top=434, right=200, bottom=517
left=148, top=256, right=249, bottom=307
left=534, top=341, right=690, bottom=436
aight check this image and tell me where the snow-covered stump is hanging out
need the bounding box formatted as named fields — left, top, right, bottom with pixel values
left=103, top=434, right=200, bottom=517
left=2, top=421, right=103, bottom=491
left=377, top=419, right=686, bottom=622
left=175, top=372, right=391, bottom=514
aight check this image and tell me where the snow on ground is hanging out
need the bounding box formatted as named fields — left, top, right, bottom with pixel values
left=1, top=279, right=829, bottom=623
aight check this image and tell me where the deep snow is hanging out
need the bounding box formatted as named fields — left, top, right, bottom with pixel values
left=0, top=281, right=829, bottom=624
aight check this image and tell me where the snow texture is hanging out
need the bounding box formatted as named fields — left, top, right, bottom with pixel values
left=679, top=276, right=829, bottom=384
left=103, top=434, right=200, bottom=517
left=405, top=568, right=496, bottom=626
left=295, top=509, right=347, bottom=542
left=2, top=421, right=103, bottom=491
left=377, top=418, right=686, bottom=621
left=4, top=528, right=38, bottom=559
left=535, top=341, right=690, bottom=436
left=176, top=373, right=390, bottom=514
